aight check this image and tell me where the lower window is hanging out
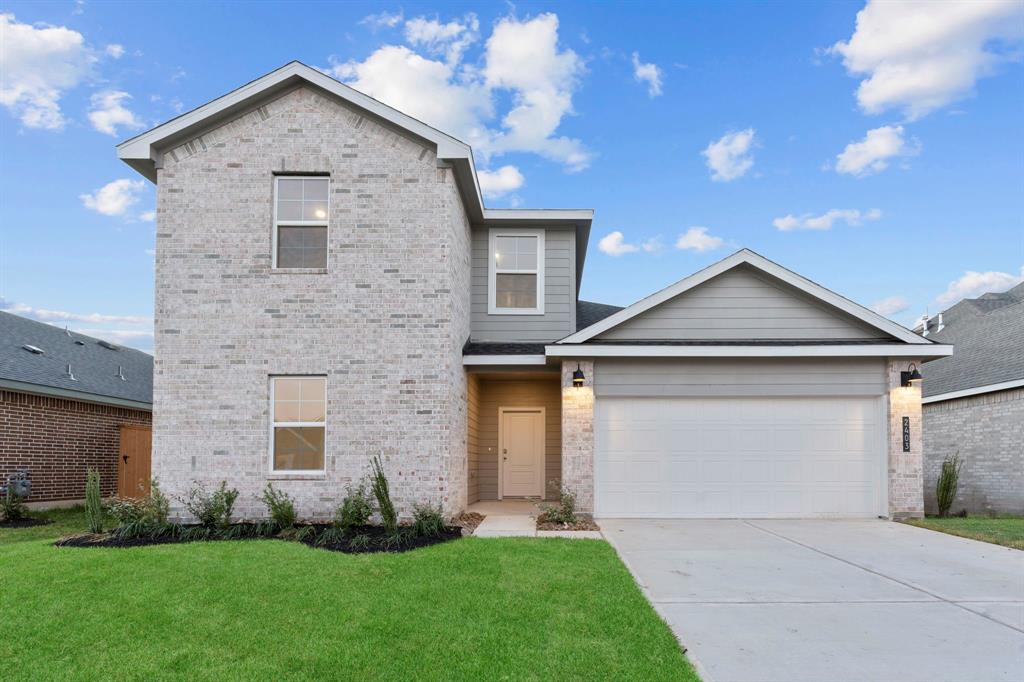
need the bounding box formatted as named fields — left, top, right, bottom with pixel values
left=271, top=376, right=326, bottom=472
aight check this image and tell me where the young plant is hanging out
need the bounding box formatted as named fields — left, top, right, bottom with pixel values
left=936, top=452, right=963, bottom=518
left=261, top=483, right=297, bottom=528
left=106, top=497, right=148, bottom=525
left=539, top=480, right=578, bottom=525
left=335, top=480, right=374, bottom=533
left=183, top=480, right=239, bottom=528
left=85, top=469, right=103, bottom=533
left=148, top=479, right=170, bottom=525
left=370, top=456, right=397, bottom=533
left=411, top=501, right=445, bottom=538
left=1, top=484, right=28, bottom=522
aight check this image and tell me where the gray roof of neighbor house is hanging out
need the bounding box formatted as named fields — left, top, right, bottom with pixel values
left=920, top=282, right=1024, bottom=397
left=0, top=311, right=153, bottom=409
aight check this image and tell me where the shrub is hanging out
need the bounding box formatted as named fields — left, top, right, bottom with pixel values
left=107, top=479, right=170, bottom=530
left=183, top=481, right=239, bottom=528
left=261, top=483, right=297, bottom=528
left=936, top=452, right=964, bottom=518
left=106, top=497, right=148, bottom=525
left=335, top=480, right=374, bottom=533
left=347, top=533, right=372, bottom=550
left=539, top=480, right=577, bottom=525
left=411, top=502, right=445, bottom=538
left=370, top=456, right=397, bottom=533
left=85, top=469, right=103, bottom=533
left=1, top=483, right=28, bottom=522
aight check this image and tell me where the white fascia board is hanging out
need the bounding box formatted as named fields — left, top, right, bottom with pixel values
left=558, top=249, right=932, bottom=346
left=922, top=377, right=1024, bottom=404
left=544, top=344, right=954, bottom=359
left=463, top=355, right=548, bottom=365
left=482, top=208, right=594, bottom=224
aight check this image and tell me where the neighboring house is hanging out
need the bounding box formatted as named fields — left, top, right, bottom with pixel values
left=0, top=311, right=152, bottom=505
left=117, top=62, right=951, bottom=521
left=918, top=283, right=1024, bottom=514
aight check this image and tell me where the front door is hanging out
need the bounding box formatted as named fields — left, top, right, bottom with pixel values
left=500, top=408, right=545, bottom=498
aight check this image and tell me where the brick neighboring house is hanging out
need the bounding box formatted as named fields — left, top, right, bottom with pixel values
left=0, top=311, right=152, bottom=505
left=116, top=62, right=950, bottom=521
left=919, top=283, right=1024, bottom=514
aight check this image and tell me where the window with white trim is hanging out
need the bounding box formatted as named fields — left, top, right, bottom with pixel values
left=270, top=376, right=326, bottom=473
left=273, top=176, right=329, bottom=268
left=488, top=229, right=545, bottom=315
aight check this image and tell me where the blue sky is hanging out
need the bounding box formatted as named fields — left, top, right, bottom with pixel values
left=1, top=0, right=1022, bottom=351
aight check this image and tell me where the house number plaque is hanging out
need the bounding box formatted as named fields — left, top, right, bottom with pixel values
left=902, top=417, right=911, bottom=452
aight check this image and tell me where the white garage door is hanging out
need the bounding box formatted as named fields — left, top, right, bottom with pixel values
left=595, top=396, right=886, bottom=518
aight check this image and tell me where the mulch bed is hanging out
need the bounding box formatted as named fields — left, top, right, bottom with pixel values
left=536, top=513, right=601, bottom=531
left=1, top=517, right=53, bottom=528
left=454, top=512, right=485, bottom=533
left=54, top=522, right=464, bottom=554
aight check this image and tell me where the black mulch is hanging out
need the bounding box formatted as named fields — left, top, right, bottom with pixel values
left=0, top=517, right=54, bottom=528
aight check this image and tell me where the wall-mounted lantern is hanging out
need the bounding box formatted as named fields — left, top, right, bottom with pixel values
left=572, top=362, right=586, bottom=388
left=900, top=363, right=923, bottom=387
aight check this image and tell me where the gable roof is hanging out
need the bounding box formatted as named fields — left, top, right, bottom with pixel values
left=920, top=282, right=1024, bottom=398
left=558, top=249, right=934, bottom=346
left=577, top=300, right=624, bottom=331
left=0, top=311, right=153, bottom=409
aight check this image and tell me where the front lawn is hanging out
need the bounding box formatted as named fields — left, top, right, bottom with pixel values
left=903, top=515, right=1024, bottom=550
left=0, top=509, right=697, bottom=681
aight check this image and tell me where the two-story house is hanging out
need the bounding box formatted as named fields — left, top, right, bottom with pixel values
left=118, top=62, right=951, bottom=520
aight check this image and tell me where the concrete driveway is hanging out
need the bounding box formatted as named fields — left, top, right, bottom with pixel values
left=602, top=519, right=1024, bottom=682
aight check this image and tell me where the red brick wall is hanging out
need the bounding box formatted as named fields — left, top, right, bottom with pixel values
left=0, top=389, right=152, bottom=502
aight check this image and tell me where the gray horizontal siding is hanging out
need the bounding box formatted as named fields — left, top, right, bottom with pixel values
left=597, top=265, right=882, bottom=341
left=595, top=358, right=887, bottom=397
left=470, top=227, right=575, bottom=342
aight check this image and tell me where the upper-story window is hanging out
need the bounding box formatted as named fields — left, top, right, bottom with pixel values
left=488, top=228, right=545, bottom=315
left=273, top=176, right=329, bottom=269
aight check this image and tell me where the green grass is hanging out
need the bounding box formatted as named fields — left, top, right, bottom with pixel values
left=0, top=509, right=697, bottom=681
left=903, top=515, right=1024, bottom=550
left=0, top=506, right=113, bottom=544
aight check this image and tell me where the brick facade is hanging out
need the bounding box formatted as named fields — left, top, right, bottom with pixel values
left=923, top=388, right=1024, bottom=514
left=560, top=360, right=595, bottom=514
left=0, top=389, right=151, bottom=502
left=153, top=86, right=471, bottom=521
left=886, top=359, right=925, bottom=519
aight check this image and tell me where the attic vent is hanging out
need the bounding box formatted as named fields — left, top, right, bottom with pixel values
left=98, top=340, right=119, bottom=351
left=21, top=344, right=45, bottom=355
left=116, top=365, right=127, bottom=381
left=66, top=364, right=77, bottom=381
left=74, top=340, right=85, bottom=346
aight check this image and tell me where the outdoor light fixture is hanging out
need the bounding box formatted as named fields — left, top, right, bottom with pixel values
left=900, top=363, right=923, bottom=387
left=572, top=362, right=586, bottom=388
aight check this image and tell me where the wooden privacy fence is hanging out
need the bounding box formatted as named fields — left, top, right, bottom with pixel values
left=117, top=424, right=152, bottom=498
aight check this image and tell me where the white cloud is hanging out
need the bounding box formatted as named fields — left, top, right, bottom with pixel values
left=330, top=13, right=591, bottom=172
left=871, top=296, right=909, bottom=316
left=598, top=231, right=639, bottom=256
left=1, top=300, right=150, bottom=325
left=641, top=237, right=663, bottom=253
left=935, top=267, right=1024, bottom=307
left=360, top=10, right=403, bottom=30
left=0, top=13, right=98, bottom=130
left=675, top=226, right=724, bottom=252
left=87, top=90, right=143, bottom=136
left=829, top=0, right=1024, bottom=120
left=72, top=328, right=154, bottom=349
left=140, top=210, right=156, bottom=222
left=631, top=52, right=663, bottom=97
left=104, top=43, right=124, bottom=58
left=404, top=13, right=479, bottom=64
left=79, top=178, right=145, bottom=216
left=773, top=208, right=882, bottom=231
left=835, top=125, right=916, bottom=177
left=702, top=129, right=756, bottom=182
left=478, top=165, right=524, bottom=199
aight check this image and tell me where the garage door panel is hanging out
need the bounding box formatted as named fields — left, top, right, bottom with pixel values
left=595, top=396, right=884, bottom=518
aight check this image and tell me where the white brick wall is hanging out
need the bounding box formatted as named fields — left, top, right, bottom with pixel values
left=153, top=86, right=471, bottom=520
left=560, top=360, right=595, bottom=513
left=886, top=359, right=925, bottom=519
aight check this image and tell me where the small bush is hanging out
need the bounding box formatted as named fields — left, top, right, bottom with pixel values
left=335, top=480, right=374, bottom=533
left=261, top=483, right=297, bottom=528
left=148, top=479, right=170, bottom=525
left=315, top=526, right=346, bottom=547
left=106, top=497, right=149, bottom=525
left=348, top=533, right=372, bottom=550
left=382, top=528, right=409, bottom=551
left=540, top=480, right=577, bottom=525
left=1, top=484, right=28, bottom=522
left=370, top=456, right=397, bottom=533
left=107, top=479, right=170, bottom=530
left=183, top=481, right=239, bottom=528
left=85, top=469, right=103, bottom=533
left=411, top=502, right=445, bottom=538
left=936, top=452, right=964, bottom=518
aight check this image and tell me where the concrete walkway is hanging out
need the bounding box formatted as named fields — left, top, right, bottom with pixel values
left=467, top=500, right=602, bottom=539
left=602, top=518, right=1024, bottom=682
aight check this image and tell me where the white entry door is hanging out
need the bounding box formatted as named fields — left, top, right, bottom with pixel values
left=500, top=408, right=545, bottom=497
left=595, top=396, right=885, bottom=518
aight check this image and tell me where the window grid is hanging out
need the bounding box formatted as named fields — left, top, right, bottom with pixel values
left=270, top=376, right=326, bottom=474
left=489, top=229, right=545, bottom=315
left=273, top=176, right=329, bottom=269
